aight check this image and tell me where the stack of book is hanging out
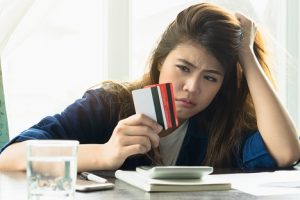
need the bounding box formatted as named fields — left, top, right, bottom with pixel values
left=115, top=166, right=231, bottom=192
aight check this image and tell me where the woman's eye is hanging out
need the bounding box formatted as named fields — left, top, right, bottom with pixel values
left=177, top=65, right=190, bottom=72
left=204, top=75, right=217, bottom=82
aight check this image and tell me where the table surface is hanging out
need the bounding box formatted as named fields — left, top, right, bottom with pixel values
left=1, top=170, right=300, bottom=200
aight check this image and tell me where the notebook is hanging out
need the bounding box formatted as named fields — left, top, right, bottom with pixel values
left=115, top=169, right=231, bottom=192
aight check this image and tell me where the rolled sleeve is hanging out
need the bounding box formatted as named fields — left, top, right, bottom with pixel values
left=0, top=128, right=51, bottom=153
left=242, top=131, right=277, bottom=170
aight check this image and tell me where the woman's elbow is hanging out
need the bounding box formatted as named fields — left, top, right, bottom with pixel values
left=0, top=153, right=15, bottom=171
left=0, top=144, right=27, bottom=171
left=276, top=146, right=300, bottom=168
left=0, top=154, right=26, bottom=171
left=0, top=155, right=6, bottom=171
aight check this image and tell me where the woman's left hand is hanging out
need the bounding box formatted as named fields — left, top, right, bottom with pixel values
left=235, top=12, right=257, bottom=64
left=234, top=13, right=300, bottom=168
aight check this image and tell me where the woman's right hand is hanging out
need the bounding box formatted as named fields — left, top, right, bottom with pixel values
left=101, top=114, right=163, bottom=169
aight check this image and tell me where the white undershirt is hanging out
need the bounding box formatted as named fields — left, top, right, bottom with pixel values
left=159, top=120, right=189, bottom=166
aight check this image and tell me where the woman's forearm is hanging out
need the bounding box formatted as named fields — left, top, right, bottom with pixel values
left=0, top=142, right=27, bottom=171
left=242, top=50, right=300, bottom=167
left=77, top=144, right=117, bottom=172
left=0, top=142, right=116, bottom=172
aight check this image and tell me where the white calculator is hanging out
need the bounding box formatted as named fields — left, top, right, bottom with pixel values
left=136, top=166, right=213, bottom=179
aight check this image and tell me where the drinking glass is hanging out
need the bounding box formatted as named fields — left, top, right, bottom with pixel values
left=27, top=140, right=79, bottom=200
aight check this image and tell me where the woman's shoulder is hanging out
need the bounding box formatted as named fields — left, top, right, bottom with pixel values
left=86, top=80, right=146, bottom=102
left=84, top=81, right=135, bottom=102
left=82, top=81, right=139, bottom=118
left=84, top=87, right=113, bottom=100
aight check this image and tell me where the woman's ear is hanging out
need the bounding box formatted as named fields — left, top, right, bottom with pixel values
left=158, top=64, right=162, bottom=72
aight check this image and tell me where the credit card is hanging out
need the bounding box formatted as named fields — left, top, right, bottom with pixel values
left=132, top=83, right=178, bottom=129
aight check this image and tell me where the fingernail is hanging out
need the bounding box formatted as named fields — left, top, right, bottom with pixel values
left=156, top=124, right=163, bottom=132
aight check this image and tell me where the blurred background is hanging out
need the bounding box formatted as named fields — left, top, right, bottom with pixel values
left=0, top=0, right=299, bottom=138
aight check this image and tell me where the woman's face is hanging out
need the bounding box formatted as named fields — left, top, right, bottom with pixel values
left=158, top=42, right=224, bottom=122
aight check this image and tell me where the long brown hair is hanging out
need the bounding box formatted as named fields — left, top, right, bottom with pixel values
left=100, top=3, right=274, bottom=168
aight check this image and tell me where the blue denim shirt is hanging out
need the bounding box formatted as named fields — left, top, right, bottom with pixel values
left=0, top=88, right=277, bottom=170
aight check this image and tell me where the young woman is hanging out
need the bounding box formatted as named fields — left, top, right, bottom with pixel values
left=0, top=3, right=299, bottom=172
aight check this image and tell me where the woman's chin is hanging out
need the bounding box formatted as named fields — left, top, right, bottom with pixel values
left=176, top=111, right=194, bottom=121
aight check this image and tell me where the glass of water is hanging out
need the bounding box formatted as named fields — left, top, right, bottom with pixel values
left=27, top=140, right=79, bottom=200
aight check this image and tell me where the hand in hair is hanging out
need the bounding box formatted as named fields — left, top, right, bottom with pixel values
left=235, top=12, right=257, bottom=63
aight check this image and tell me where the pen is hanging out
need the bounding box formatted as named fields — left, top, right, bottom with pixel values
left=80, top=172, right=108, bottom=183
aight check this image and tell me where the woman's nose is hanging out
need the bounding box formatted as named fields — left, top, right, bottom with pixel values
left=183, top=78, right=200, bottom=93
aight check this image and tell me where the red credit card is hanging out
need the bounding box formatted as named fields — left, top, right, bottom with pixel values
left=132, top=83, right=178, bottom=129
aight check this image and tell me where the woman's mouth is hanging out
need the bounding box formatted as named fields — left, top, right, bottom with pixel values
left=176, top=98, right=196, bottom=108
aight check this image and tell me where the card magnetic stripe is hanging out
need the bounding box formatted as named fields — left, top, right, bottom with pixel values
left=165, top=83, right=176, bottom=128
left=157, top=84, right=171, bottom=129
left=151, top=87, right=165, bottom=127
